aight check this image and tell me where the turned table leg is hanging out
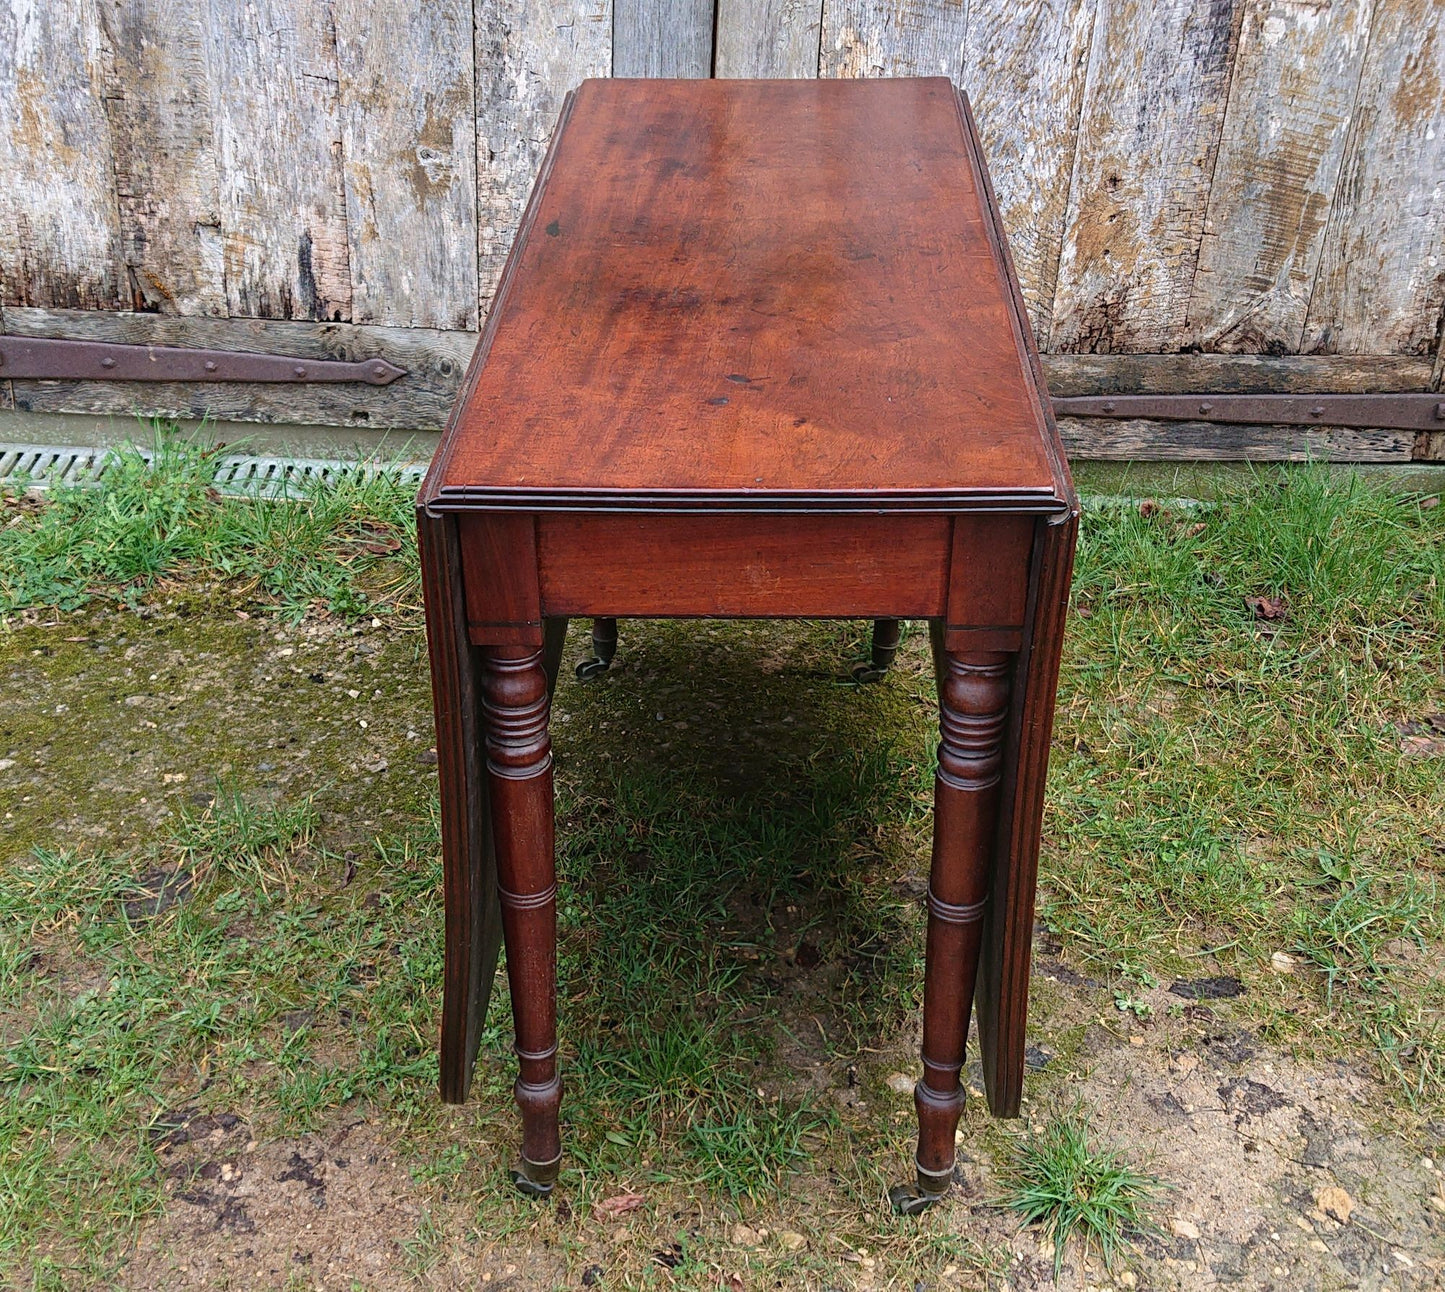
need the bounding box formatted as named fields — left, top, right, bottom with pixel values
left=892, top=642, right=1013, bottom=1214
left=480, top=645, right=562, bottom=1197
left=576, top=617, right=618, bottom=680
left=853, top=618, right=903, bottom=683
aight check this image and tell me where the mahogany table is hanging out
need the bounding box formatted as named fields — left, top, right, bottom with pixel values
left=417, top=77, right=1076, bottom=1212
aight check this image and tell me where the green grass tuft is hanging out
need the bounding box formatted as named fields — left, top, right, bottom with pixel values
left=1000, top=1105, right=1161, bottom=1276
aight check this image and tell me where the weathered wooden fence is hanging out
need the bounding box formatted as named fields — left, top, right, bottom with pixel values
left=2, top=0, right=1443, bottom=459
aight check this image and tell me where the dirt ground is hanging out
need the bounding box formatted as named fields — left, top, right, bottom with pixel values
left=3, top=599, right=1443, bottom=1290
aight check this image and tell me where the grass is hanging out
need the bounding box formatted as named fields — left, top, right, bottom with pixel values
left=1000, top=1104, right=1161, bottom=1277
left=0, top=425, right=419, bottom=621
left=0, top=427, right=1442, bottom=1283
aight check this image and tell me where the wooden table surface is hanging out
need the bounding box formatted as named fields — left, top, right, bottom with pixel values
left=418, top=76, right=1077, bottom=1211
left=424, top=77, right=1070, bottom=516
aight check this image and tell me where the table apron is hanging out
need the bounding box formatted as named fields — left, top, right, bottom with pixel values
left=457, top=511, right=1035, bottom=639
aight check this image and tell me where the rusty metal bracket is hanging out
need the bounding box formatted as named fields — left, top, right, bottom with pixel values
left=0, top=336, right=406, bottom=385
left=1052, top=392, right=1445, bottom=432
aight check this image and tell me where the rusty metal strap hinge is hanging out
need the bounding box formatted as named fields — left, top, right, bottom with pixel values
left=0, top=336, right=405, bottom=385
left=1052, top=392, right=1445, bottom=432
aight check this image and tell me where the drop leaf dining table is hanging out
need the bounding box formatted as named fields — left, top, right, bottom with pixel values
left=417, top=76, right=1077, bottom=1213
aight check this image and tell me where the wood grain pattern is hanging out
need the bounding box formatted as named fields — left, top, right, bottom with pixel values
left=460, top=514, right=543, bottom=644
left=419, top=508, right=503, bottom=1104
left=1185, top=0, right=1373, bottom=354
left=959, top=0, right=1097, bottom=346
left=536, top=513, right=952, bottom=617
left=2, top=307, right=475, bottom=430
left=0, top=0, right=121, bottom=310
left=95, top=0, right=226, bottom=316
left=333, top=1, right=478, bottom=330
left=819, top=0, right=968, bottom=78
left=977, top=511, right=1076, bottom=1117
left=715, top=0, right=824, bottom=77
left=1052, top=0, right=1245, bottom=352
left=433, top=79, right=1065, bottom=512
left=1304, top=0, right=1445, bottom=356
left=202, top=0, right=351, bottom=321
left=614, top=0, right=715, bottom=76
left=475, top=0, right=611, bottom=314
left=946, top=514, right=1033, bottom=634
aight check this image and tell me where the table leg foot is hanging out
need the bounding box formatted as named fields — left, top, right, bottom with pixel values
left=511, top=1150, right=561, bottom=1200
left=888, top=1161, right=952, bottom=1215
left=852, top=618, right=902, bottom=683
left=575, top=617, right=618, bottom=679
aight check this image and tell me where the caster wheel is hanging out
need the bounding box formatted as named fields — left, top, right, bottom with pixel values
left=888, top=1181, right=943, bottom=1215
left=575, top=656, right=610, bottom=680
left=851, top=661, right=887, bottom=684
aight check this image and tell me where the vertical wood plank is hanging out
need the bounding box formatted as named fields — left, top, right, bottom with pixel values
left=0, top=0, right=121, bottom=309
left=95, top=0, right=226, bottom=316
left=614, top=0, right=714, bottom=76
left=1050, top=0, right=1245, bottom=353
left=333, top=2, right=479, bottom=331
left=716, top=0, right=823, bottom=77
left=1304, top=0, right=1445, bottom=356
left=960, top=0, right=1098, bottom=347
left=1185, top=0, right=1374, bottom=353
left=819, top=0, right=968, bottom=78
left=475, top=0, right=611, bottom=315
left=202, top=0, right=352, bottom=321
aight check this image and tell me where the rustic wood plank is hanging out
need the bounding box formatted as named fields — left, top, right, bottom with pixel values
left=94, top=0, right=226, bottom=317
left=2, top=308, right=474, bottom=430
left=960, top=0, right=1097, bottom=346
left=715, top=0, right=824, bottom=77
left=1040, top=352, right=1434, bottom=395
left=1051, top=0, right=1245, bottom=352
left=333, top=2, right=478, bottom=331
left=1304, top=0, right=1445, bottom=356
left=0, top=0, right=121, bottom=310
left=475, top=0, right=611, bottom=314
left=201, top=0, right=351, bottom=321
left=1185, top=0, right=1374, bottom=354
left=819, top=0, right=969, bottom=78
left=614, top=0, right=714, bottom=76
left=1057, top=416, right=1416, bottom=460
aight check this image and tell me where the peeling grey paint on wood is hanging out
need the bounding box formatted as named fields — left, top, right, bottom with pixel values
left=1057, top=417, right=1416, bottom=460
left=0, top=0, right=121, bottom=310
left=716, top=0, right=824, bottom=77
left=819, top=0, right=968, bottom=78
left=1304, top=0, right=1445, bottom=356
left=2, top=307, right=475, bottom=430
left=475, top=0, right=612, bottom=314
left=961, top=0, right=1097, bottom=347
left=1185, top=0, right=1374, bottom=355
left=96, top=0, right=226, bottom=317
left=1041, top=351, right=1434, bottom=394
left=333, top=2, right=479, bottom=330
left=615, top=0, right=715, bottom=76
left=202, top=0, right=352, bottom=321
left=1051, top=0, right=1245, bottom=353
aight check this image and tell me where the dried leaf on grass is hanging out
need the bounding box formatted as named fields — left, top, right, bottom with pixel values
left=594, top=1191, right=646, bottom=1220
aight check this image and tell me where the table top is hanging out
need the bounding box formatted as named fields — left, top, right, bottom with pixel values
left=423, top=77, right=1072, bottom=516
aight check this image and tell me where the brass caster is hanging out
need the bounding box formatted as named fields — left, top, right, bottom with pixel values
left=511, top=1154, right=560, bottom=1200
left=889, top=1162, right=951, bottom=1215
left=851, top=661, right=887, bottom=684
left=575, top=656, right=611, bottom=681
left=888, top=1181, right=942, bottom=1215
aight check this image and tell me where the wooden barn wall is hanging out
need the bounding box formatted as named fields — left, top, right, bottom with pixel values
left=2, top=0, right=1443, bottom=455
